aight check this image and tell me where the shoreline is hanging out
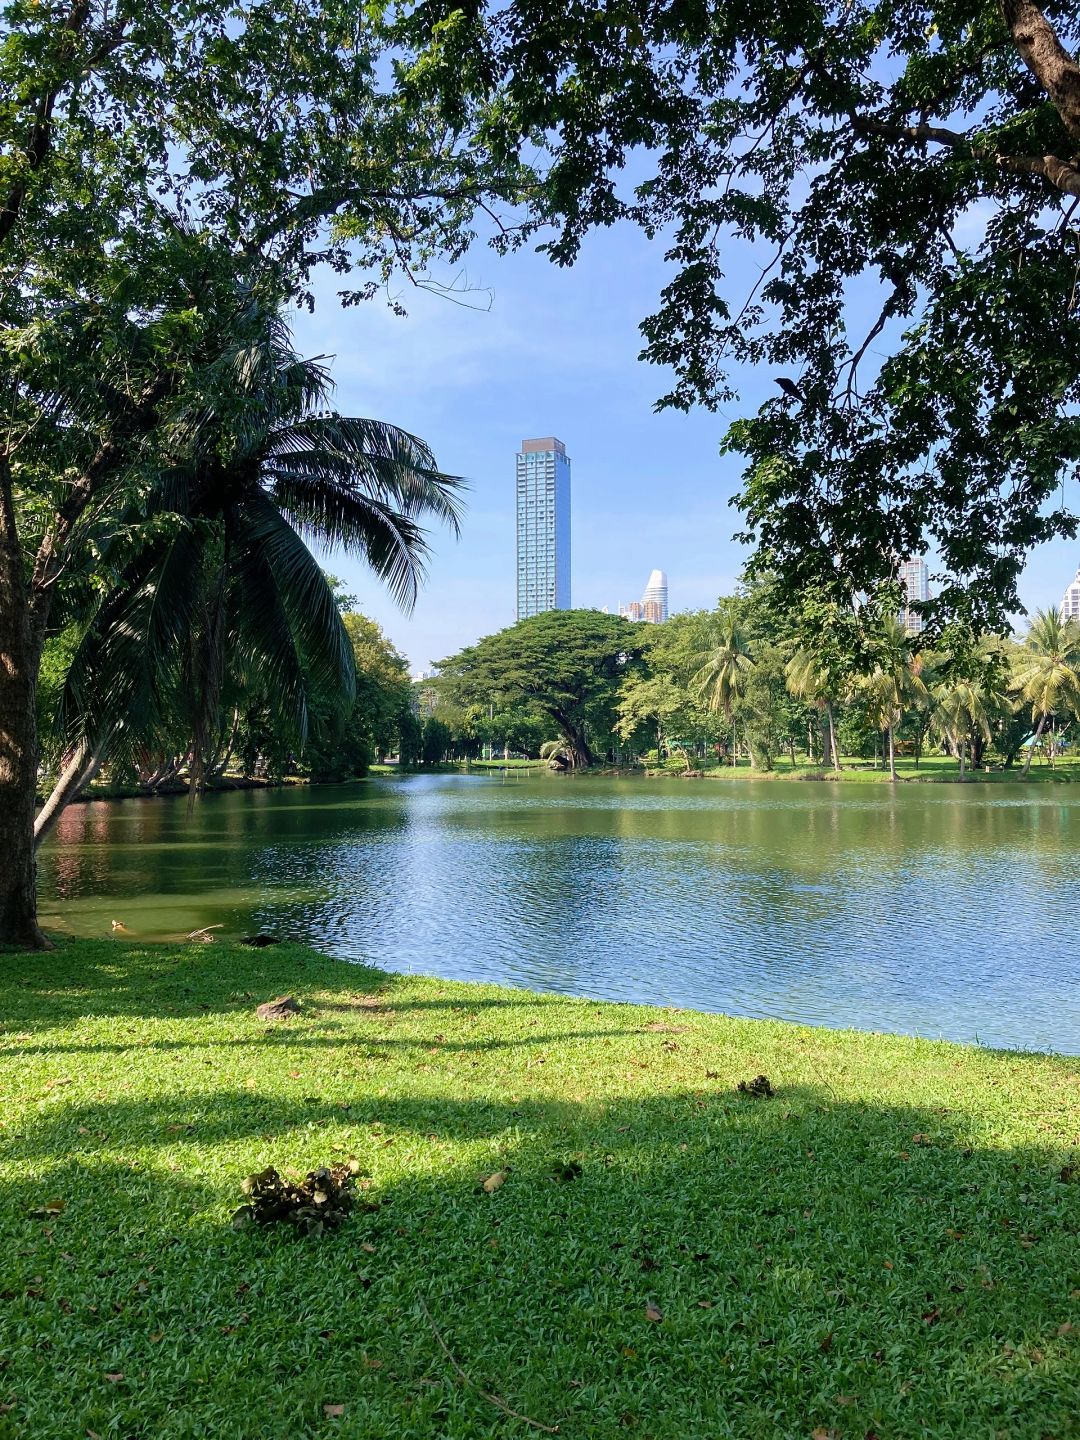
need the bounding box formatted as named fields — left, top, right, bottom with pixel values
left=36, top=935, right=1080, bottom=1059
left=44, top=756, right=1075, bottom=812
left=457, top=759, right=1073, bottom=786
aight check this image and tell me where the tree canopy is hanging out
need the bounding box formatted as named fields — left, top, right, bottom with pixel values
left=438, top=610, right=642, bottom=767
left=407, top=0, right=1080, bottom=627
left=1, top=0, right=500, bottom=946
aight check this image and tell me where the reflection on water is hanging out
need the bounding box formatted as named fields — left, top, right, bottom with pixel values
left=40, top=773, right=1080, bottom=1054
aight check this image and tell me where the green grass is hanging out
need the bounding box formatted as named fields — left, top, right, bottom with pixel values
left=1, top=941, right=1078, bottom=1439
left=645, top=753, right=1080, bottom=785
left=466, top=758, right=548, bottom=769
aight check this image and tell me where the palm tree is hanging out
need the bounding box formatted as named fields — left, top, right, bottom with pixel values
left=930, top=678, right=991, bottom=780
left=1012, top=609, right=1080, bottom=778
left=38, top=306, right=463, bottom=843
left=693, top=614, right=754, bottom=767
left=928, top=645, right=1014, bottom=778
left=855, top=616, right=925, bottom=782
left=785, top=647, right=840, bottom=771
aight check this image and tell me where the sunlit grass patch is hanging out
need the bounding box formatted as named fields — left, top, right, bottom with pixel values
left=0, top=940, right=1077, bottom=1438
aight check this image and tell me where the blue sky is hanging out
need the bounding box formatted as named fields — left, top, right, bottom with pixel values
left=293, top=221, right=1076, bottom=673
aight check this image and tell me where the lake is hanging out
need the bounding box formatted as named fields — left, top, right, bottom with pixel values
left=38, top=772, right=1080, bottom=1054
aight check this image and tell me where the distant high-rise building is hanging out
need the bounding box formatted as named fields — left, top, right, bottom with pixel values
left=1060, top=567, right=1080, bottom=622
left=516, top=437, right=571, bottom=620
left=620, top=569, right=669, bottom=624
left=642, top=569, right=668, bottom=623
left=899, top=555, right=929, bottom=634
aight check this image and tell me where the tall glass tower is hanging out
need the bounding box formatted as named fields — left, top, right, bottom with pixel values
left=899, top=555, right=929, bottom=633
left=516, top=437, right=571, bottom=620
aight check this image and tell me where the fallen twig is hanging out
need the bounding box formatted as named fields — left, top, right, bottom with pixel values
left=419, top=1295, right=560, bottom=1433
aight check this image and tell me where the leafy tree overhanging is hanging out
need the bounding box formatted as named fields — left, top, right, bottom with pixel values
left=407, top=0, right=1080, bottom=623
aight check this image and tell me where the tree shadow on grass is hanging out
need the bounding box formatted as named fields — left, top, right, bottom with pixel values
left=2, top=1082, right=1078, bottom=1440
left=3, top=1026, right=647, bottom=1061
left=0, top=940, right=562, bottom=1026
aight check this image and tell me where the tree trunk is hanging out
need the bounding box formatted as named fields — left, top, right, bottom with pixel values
left=958, top=736, right=966, bottom=780
left=1021, top=713, right=1046, bottom=778
left=559, top=718, right=593, bottom=768
left=150, top=756, right=181, bottom=790
left=887, top=724, right=897, bottom=782
left=826, top=702, right=840, bottom=771
left=34, top=738, right=105, bottom=850
left=1001, top=0, right=1080, bottom=143
left=971, top=730, right=985, bottom=770
left=0, top=458, right=48, bottom=947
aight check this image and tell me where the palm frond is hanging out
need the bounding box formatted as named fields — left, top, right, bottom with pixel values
left=59, top=520, right=206, bottom=753
left=226, top=491, right=355, bottom=742
left=262, top=469, right=433, bottom=608
left=266, top=415, right=466, bottom=536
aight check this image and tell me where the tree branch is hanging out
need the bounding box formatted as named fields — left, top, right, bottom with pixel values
left=853, top=116, right=1080, bottom=198
left=1001, top=0, right=1080, bottom=142
left=0, top=0, right=93, bottom=248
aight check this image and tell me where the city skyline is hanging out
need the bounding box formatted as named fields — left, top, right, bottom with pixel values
left=295, top=241, right=1077, bottom=670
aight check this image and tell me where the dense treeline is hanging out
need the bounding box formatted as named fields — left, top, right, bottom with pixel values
left=35, top=598, right=422, bottom=795
left=430, top=593, right=1080, bottom=779
left=56, top=581, right=1074, bottom=785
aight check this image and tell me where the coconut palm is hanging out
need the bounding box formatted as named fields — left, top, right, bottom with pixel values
left=927, top=640, right=1015, bottom=777
left=930, top=677, right=992, bottom=780
left=855, top=616, right=925, bottom=782
left=1012, top=609, right=1080, bottom=777
left=693, top=614, right=754, bottom=766
left=39, top=306, right=463, bottom=842
left=785, top=646, right=840, bottom=771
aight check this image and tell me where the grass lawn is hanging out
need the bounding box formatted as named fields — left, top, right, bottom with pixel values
left=1, top=941, right=1078, bottom=1439
left=644, top=753, right=1080, bottom=785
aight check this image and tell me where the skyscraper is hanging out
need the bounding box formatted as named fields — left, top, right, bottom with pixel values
left=620, top=569, right=669, bottom=624
left=1060, top=567, right=1080, bottom=622
left=642, top=569, right=669, bottom=623
left=899, top=555, right=929, bottom=634
left=516, top=437, right=571, bottom=620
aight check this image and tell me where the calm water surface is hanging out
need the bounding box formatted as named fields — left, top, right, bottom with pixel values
left=39, top=773, right=1080, bottom=1053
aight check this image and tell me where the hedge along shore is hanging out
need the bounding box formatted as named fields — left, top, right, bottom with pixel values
left=1, top=939, right=1078, bottom=1439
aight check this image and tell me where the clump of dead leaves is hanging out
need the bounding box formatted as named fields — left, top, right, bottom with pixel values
left=232, top=1160, right=363, bottom=1236
left=736, top=1074, right=775, bottom=1099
